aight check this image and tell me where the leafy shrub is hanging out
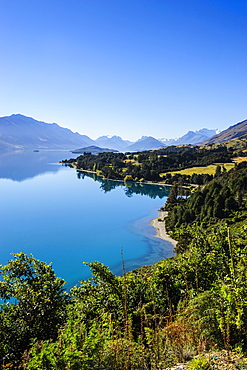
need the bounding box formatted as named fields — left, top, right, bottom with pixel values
left=188, top=356, right=211, bottom=370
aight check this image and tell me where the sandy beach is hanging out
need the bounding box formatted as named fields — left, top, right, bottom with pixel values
left=149, top=210, right=177, bottom=247
left=116, top=210, right=177, bottom=274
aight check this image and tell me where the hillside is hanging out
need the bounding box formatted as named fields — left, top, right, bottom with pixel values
left=204, top=118, right=247, bottom=144
left=0, top=114, right=95, bottom=150
left=64, top=135, right=247, bottom=184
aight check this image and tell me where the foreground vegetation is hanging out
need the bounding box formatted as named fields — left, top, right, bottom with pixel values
left=1, top=152, right=247, bottom=368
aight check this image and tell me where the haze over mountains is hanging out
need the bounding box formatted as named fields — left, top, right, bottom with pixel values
left=160, top=128, right=220, bottom=146
left=126, top=136, right=164, bottom=151
left=0, top=114, right=246, bottom=152
left=95, top=135, right=132, bottom=151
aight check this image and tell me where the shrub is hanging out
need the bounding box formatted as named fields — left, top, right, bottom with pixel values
left=188, top=357, right=211, bottom=370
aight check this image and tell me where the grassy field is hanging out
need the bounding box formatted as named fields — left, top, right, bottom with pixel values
left=233, top=156, right=247, bottom=162
left=160, top=163, right=235, bottom=177
left=160, top=157, right=246, bottom=176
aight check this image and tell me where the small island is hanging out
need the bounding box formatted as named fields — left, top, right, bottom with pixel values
left=71, top=145, right=119, bottom=154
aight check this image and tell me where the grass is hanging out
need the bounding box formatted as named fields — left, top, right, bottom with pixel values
left=232, top=156, right=247, bottom=163
left=160, top=163, right=235, bottom=177
left=159, top=157, right=247, bottom=177
left=123, top=159, right=141, bottom=166
left=124, top=159, right=136, bottom=163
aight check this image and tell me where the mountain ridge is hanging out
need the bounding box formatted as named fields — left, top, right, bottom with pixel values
left=1, top=113, right=245, bottom=152
left=203, top=119, right=247, bottom=144
left=0, top=114, right=94, bottom=150
left=159, top=128, right=218, bottom=146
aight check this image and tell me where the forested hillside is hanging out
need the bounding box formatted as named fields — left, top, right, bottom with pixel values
left=0, top=155, right=247, bottom=369
left=63, top=137, right=247, bottom=186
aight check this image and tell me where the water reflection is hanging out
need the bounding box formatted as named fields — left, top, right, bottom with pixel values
left=0, top=150, right=71, bottom=181
left=76, top=170, right=171, bottom=199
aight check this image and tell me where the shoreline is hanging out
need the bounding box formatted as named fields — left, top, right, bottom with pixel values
left=149, top=210, right=177, bottom=247
left=113, top=212, right=176, bottom=275
left=62, top=164, right=179, bottom=188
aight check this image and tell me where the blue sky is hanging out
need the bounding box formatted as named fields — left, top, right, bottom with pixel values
left=0, top=0, right=246, bottom=140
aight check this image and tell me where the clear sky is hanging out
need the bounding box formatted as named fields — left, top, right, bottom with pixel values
left=0, top=0, right=246, bottom=141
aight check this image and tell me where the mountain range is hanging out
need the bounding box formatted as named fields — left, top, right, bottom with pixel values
left=0, top=114, right=246, bottom=152
left=159, top=128, right=220, bottom=146
left=95, top=135, right=132, bottom=151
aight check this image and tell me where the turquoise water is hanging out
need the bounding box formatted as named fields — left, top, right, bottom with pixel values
left=0, top=150, right=174, bottom=288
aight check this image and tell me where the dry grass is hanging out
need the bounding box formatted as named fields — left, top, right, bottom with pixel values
left=232, top=156, right=247, bottom=163
left=124, top=159, right=136, bottom=163
left=160, top=163, right=235, bottom=177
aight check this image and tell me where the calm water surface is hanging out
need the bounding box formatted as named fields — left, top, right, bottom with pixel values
left=0, top=150, right=174, bottom=288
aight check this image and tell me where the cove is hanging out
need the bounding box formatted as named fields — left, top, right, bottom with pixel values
left=0, top=150, right=174, bottom=288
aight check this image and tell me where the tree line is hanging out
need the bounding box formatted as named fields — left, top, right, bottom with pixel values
left=62, top=142, right=246, bottom=185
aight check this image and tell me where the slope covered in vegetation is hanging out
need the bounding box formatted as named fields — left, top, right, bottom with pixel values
left=63, top=136, right=247, bottom=186
left=204, top=119, right=247, bottom=144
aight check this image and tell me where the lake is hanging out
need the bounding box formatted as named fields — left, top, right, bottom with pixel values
left=0, top=150, right=174, bottom=289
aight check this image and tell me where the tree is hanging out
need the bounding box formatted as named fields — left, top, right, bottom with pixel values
left=214, top=164, right=222, bottom=178
left=166, top=182, right=178, bottom=208
left=0, top=253, right=69, bottom=366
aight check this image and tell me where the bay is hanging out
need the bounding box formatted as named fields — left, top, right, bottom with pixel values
left=0, top=150, right=174, bottom=289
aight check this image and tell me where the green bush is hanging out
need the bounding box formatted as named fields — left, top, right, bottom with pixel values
left=188, top=357, right=211, bottom=370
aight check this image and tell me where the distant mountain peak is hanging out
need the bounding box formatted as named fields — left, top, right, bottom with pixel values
left=125, top=136, right=164, bottom=152
left=95, top=135, right=132, bottom=151
left=159, top=128, right=218, bottom=146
